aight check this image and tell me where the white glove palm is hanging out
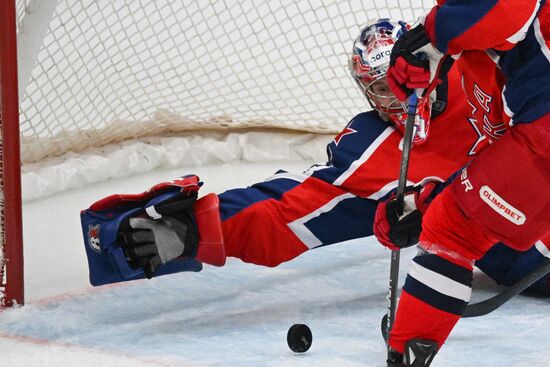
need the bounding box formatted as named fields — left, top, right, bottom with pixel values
left=128, top=217, right=188, bottom=263
left=123, top=215, right=191, bottom=277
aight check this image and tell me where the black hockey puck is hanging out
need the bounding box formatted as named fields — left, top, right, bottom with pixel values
left=287, top=323, right=312, bottom=353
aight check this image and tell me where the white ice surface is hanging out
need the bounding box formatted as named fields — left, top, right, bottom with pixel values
left=2, top=160, right=550, bottom=367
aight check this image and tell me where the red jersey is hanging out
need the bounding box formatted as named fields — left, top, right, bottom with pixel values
left=456, top=50, right=509, bottom=150
left=219, top=64, right=481, bottom=264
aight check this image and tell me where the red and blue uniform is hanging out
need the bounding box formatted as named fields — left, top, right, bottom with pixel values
left=219, top=65, right=477, bottom=267
left=387, top=0, right=550, bottom=355
left=425, top=0, right=550, bottom=124
left=216, top=62, right=550, bottom=305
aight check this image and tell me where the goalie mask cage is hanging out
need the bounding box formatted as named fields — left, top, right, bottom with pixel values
left=1, top=0, right=431, bottom=307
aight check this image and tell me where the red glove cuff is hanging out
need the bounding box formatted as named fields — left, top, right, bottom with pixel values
left=90, top=175, right=201, bottom=211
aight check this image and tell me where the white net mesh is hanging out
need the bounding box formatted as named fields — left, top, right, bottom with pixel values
left=16, top=0, right=432, bottom=164
left=15, top=0, right=29, bottom=31
left=4, top=0, right=434, bottom=306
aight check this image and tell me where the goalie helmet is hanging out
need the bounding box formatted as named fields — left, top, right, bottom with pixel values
left=349, top=19, right=431, bottom=144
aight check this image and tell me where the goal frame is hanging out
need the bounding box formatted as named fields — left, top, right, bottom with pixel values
left=0, top=0, right=24, bottom=308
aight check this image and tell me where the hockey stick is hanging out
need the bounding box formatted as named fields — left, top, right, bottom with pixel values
left=462, top=257, right=550, bottom=317
left=382, top=91, right=420, bottom=345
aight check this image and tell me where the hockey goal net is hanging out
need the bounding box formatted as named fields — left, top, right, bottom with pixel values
left=1, top=0, right=432, bottom=307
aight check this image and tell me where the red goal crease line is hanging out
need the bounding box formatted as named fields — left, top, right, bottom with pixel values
left=0, top=330, right=208, bottom=367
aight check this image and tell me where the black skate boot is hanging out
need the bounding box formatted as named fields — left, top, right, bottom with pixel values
left=387, top=347, right=405, bottom=367
left=387, top=339, right=438, bottom=367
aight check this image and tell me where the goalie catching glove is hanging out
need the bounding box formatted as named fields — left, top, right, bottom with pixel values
left=373, top=180, right=440, bottom=251
left=81, top=175, right=225, bottom=285
left=119, top=193, right=199, bottom=278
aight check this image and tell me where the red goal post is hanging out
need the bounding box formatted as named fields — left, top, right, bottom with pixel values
left=0, top=0, right=24, bottom=308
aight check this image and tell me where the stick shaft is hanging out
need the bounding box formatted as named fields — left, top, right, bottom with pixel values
left=463, top=258, right=550, bottom=317
left=386, top=92, right=419, bottom=338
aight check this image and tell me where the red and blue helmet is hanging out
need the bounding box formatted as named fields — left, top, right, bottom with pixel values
left=349, top=19, right=432, bottom=144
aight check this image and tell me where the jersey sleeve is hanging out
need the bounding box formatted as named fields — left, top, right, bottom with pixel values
left=424, top=0, right=541, bottom=54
